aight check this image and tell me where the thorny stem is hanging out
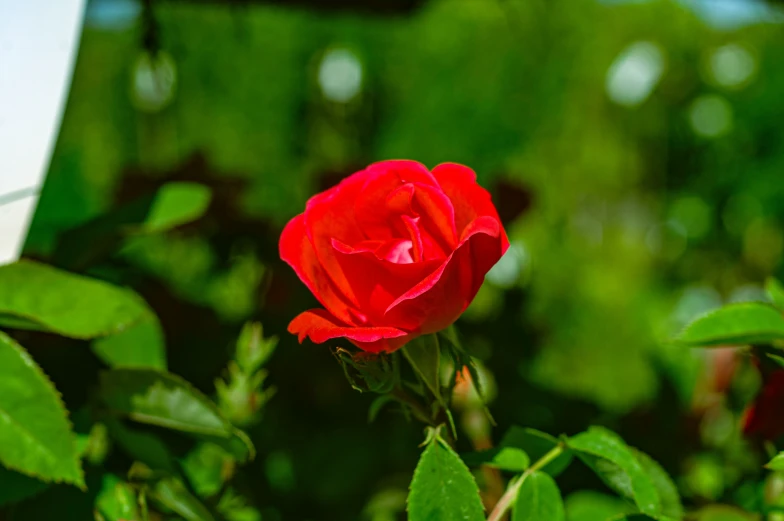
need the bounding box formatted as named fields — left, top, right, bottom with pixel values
left=486, top=444, right=565, bottom=521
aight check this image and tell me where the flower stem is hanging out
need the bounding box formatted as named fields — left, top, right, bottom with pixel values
left=391, top=386, right=435, bottom=427
left=486, top=444, right=565, bottom=521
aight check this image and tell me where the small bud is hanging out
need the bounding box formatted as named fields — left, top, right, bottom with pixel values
left=235, top=322, right=276, bottom=374
left=83, top=422, right=110, bottom=466
left=451, top=361, right=497, bottom=410
left=216, top=363, right=274, bottom=427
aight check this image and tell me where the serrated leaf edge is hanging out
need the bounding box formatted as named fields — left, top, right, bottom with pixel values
left=406, top=434, right=485, bottom=517
left=0, top=331, right=85, bottom=488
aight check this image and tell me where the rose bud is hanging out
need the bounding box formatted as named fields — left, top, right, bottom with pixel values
left=280, top=160, right=509, bottom=353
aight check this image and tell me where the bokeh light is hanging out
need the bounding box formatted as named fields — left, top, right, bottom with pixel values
left=131, top=50, right=177, bottom=113
left=318, top=48, right=364, bottom=103
left=605, top=41, right=665, bottom=107
left=689, top=94, right=733, bottom=138
left=709, top=43, right=757, bottom=89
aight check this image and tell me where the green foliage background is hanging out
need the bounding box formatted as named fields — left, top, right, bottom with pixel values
left=6, top=0, right=784, bottom=519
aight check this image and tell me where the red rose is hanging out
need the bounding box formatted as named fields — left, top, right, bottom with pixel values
left=280, top=160, right=509, bottom=353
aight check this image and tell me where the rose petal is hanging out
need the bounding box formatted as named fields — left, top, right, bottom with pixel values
left=385, top=182, right=416, bottom=214
left=385, top=216, right=502, bottom=311
left=461, top=216, right=510, bottom=297
left=432, top=163, right=509, bottom=250
left=407, top=182, right=458, bottom=253
left=345, top=238, right=415, bottom=264
left=355, top=161, right=440, bottom=241
left=304, top=169, right=372, bottom=310
left=356, top=166, right=457, bottom=259
left=388, top=187, right=448, bottom=261
left=288, top=308, right=411, bottom=353
left=331, top=237, right=442, bottom=329
left=384, top=215, right=508, bottom=333
left=366, top=160, right=440, bottom=186
left=401, top=215, right=423, bottom=262
left=383, top=182, right=458, bottom=259
left=279, top=214, right=363, bottom=325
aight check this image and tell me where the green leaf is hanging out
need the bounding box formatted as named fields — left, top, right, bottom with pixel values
left=0, top=260, right=150, bottom=339
left=675, top=302, right=784, bottom=347
left=91, top=296, right=166, bottom=369
left=766, top=452, right=784, bottom=471
left=150, top=475, right=216, bottom=521
left=95, top=474, right=140, bottom=521
left=402, top=335, right=442, bottom=403
left=182, top=443, right=233, bottom=497
left=99, top=368, right=254, bottom=462
left=566, top=426, right=660, bottom=516
left=767, top=352, right=784, bottom=368
left=0, top=467, right=50, bottom=506
left=217, top=488, right=262, bottom=521
left=0, top=332, right=83, bottom=486
left=564, top=491, right=632, bottom=521
left=368, top=394, right=397, bottom=422
left=767, top=278, right=784, bottom=311
left=219, top=429, right=254, bottom=463
left=633, top=449, right=682, bottom=519
left=52, top=182, right=212, bottom=269
left=105, top=419, right=177, bottom=473
left=142, top=182, right=212, bottom=233
left=407, top=434, right=485, bottom=521
left=0, top=313, right=46, bottom=331
left=512, top=471, right=564, bottom=521
left=500, top=426, right=573, bottom=477
left=461, top=447, right=530, bottom=472
left=690, top=505, right=758, bottom=520
left=622, top=513, right=673, bottom=520
left=481, top=447, right=530, bottom=472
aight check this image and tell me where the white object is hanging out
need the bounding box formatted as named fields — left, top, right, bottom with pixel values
left=0, top=0, right=86, bottom=265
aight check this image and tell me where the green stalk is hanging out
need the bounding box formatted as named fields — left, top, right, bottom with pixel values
left=486, top=444, right=565, bottom=521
